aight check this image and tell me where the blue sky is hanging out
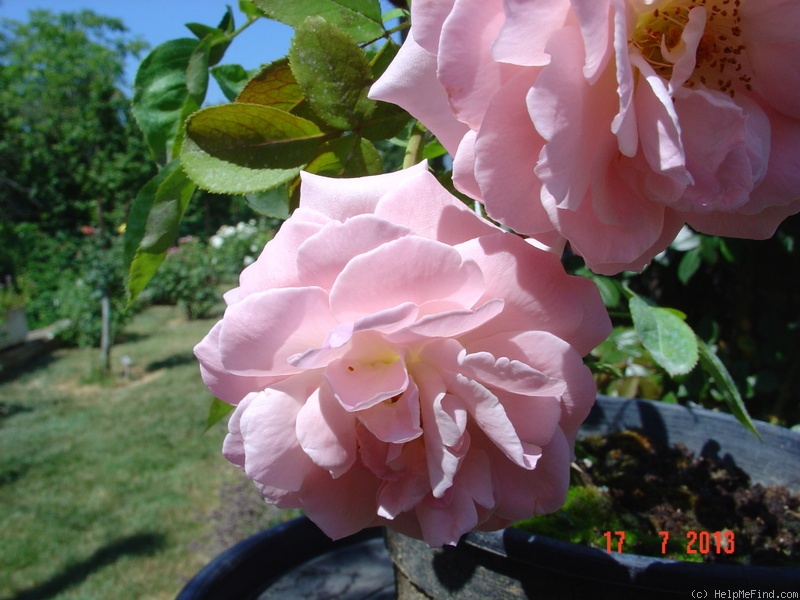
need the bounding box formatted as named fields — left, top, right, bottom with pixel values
left=1, top=0, right=385, bottom=104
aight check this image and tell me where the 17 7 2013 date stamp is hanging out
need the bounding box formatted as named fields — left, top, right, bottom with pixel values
left=603, top=530, right=736, bottom=556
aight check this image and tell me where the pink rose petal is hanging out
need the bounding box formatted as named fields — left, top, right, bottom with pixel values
left=197, top=167, right=610, bottom=547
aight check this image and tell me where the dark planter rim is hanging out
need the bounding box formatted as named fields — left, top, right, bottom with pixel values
left=180, top=396, right=800, bottom=598
left=176, top=518, right=384, bottom=600
left=453, top=395, right=800, bottom=591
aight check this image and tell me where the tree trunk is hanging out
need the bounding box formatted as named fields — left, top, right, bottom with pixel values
left=100, top=291, right=111, bottom=373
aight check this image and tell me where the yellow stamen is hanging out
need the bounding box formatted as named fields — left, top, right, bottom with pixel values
left=630, top=0, right=750, bottom=97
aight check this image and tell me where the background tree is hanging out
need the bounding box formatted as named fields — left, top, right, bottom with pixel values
left=0, top=10, right=153, bottom=234
left=0, top=11, right=157, bottom=371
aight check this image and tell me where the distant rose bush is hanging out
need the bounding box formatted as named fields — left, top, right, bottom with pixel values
left=194, top=163, right=610, bottom=546
left=370, top=0, right=800, bottom=274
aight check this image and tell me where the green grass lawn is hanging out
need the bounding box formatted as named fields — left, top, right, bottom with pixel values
left=0, top=305, right=288, bottom=600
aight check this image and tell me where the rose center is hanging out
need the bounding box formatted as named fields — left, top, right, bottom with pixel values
left=630, top=0, right=751, bottom=96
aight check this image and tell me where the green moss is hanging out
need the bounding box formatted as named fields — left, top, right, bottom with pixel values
left=515, top=485, right=704, bottom=561
left=516, top=486, right=629, bottom=546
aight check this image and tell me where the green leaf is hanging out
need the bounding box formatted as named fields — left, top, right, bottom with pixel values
left=699, top=235, right=721, bottom=264
left=185, top=103, right=326, bottom=169
left=290, top=16, right=376, bottom=130
left=382, top=8, right=408, bottom=23
left=360, top=139, right=383, bottom=174
left=133, top=38, right=199, bottom=163
left=359, top=101, right=411, bottom=141
left=125, top=161, right=177, bottom=271
left=236, top=58, right=304, bottom=111
left=243, top=187, right=291, bottom=219
left=185, top=7, right=235, bottom=66
left=718, top=238, right=736, bottom=263
left=575, top=267, right=622, bottom=309
left=629, top=295, right=699, bottom=376
left=593, top=276, right=622, bottom=309
left=125, top=161, right=196, bottom=301
left=185, top=23, right=220, bottom=40
left=211, top=64, right=256, bottom=102
left=678, top=247, right=702, bottom=284
left=139, top=168, right=195, bottom=253
left=205, top=398, right=235, bottom=432
left=305, top=135, right=382, bottom=177
left=661, top=307, right=688, bottom=320
left=422, top=139, right=447, bottom=160
left=253, top=0, right=384, bottom=43
left=239, top=0, right=265, bottom=20
left=216, top=5, right=236, bottom=34
left=170, top=95, right=202, bottom=164
left=210, top=8, right=236, bottom=65
left=181, top=136, right=301, bottom=194
left=129, top=251, right=169, bottom=305
left=368, top=38, right=399, bottom=78
left=696, top=338, right=760, bottom=438
left=185, top=36, right=212, bottom=106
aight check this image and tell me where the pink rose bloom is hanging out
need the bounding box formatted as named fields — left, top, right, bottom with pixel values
left=370, top=0, right=800, bottom=274
left=194, top=162, right=610, bottom=546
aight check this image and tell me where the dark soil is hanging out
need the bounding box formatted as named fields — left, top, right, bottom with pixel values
left=518, top=430, right=800, bottom=566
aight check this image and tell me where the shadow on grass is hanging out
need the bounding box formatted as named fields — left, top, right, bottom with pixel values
left=0, top=353, right=57, bottom=384
left=5, top=533, right=167, bottom=600
left=146, top=352, right=197, bottom=372
left=0, top=464, right=29, bottom=488
left=115, top=331, right=150, bottom=345
left=0, top=402, right=33, bottom=424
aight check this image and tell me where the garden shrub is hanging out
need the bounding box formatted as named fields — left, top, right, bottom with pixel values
left=208, top=220, right=275, bottom=279
left=55, top=235, right=130, bottom=348
left=146, top=238, right=222, bottom=320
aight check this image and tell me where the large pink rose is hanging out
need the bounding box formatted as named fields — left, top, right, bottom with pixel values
left=370, top=0, right=800, bottom=274
left=194, top=162, right=610, bottom=546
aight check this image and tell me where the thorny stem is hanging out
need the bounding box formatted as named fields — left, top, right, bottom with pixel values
left=222, top=16, right=259, bottom=45
left=361, top=19, right=411, bottom=47
left=403, top=121, right=426, bottom=169
left=384, top=20, right=411, bottom=39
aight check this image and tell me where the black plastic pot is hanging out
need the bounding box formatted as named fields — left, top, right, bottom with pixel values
left=388, top=396, right=800, bottom=599
left=176, top=518, right=392, bottom=600
left=178, top=396, right=800, bottom=599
